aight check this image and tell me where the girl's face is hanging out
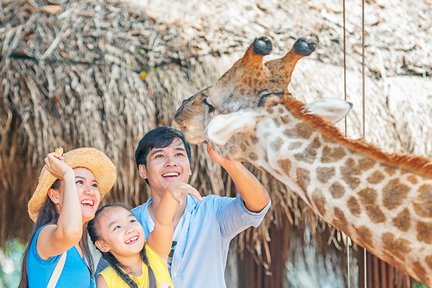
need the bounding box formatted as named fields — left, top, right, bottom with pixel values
left=50, top=167, right=101, bottom=223
left=94, top=206, right=145, bottom=257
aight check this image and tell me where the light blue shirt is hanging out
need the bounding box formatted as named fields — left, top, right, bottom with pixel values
left=132, top=194, right=270, bottom=288
left=27, top=226, right=95, bottom=288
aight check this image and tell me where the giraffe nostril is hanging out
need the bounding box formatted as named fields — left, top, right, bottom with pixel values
left=253, top=36, right=272, bottom=55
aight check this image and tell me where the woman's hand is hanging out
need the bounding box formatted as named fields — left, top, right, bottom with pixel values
left=44, top=151, right=74, bottom=180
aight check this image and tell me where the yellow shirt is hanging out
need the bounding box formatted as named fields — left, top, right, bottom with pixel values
left=99, top=245, right=174, bottom=288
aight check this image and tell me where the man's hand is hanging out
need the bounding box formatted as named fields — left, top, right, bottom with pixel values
left=207, top=144, right=238, bottom=168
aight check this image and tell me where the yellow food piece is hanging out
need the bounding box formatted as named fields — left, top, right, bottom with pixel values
left=54, top=147, right=64, bottom=155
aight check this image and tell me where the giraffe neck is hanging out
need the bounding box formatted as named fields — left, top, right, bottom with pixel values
left=234, top=101, right=432, bottom=285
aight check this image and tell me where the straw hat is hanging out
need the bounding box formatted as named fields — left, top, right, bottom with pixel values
left=28, top=147, right=117, bottom=222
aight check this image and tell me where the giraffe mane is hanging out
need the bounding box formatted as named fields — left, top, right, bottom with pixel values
left=283, top=96, right=432, bottom=178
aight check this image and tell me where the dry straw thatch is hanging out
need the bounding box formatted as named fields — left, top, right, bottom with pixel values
left=1, top=0, right=432, bottom=282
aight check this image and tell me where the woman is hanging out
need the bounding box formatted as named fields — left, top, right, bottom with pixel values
left=18, top=147, right=116, bottom=288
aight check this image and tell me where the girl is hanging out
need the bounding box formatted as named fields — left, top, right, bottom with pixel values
left=19, top=147, right=116, bottom=288
left=88, top=181, right=202, bottom=288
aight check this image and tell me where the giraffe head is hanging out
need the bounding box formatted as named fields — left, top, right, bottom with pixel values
left=173, top=36, right=346, bottom=152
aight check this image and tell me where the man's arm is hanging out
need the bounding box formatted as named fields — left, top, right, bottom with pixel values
left=207, top=145, right=270, bottom=212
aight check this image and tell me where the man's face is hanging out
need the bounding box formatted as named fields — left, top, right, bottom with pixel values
left=139, top=137, right=191, bottom=195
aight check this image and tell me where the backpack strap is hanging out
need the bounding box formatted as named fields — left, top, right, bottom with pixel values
left=47, top=251, right=67, bottom=288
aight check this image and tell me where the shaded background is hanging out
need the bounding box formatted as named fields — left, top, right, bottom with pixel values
left=1, top=0, right=431, bottom=287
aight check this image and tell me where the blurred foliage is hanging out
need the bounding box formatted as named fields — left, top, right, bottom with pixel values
left=0, top=240, right=25, bottom=288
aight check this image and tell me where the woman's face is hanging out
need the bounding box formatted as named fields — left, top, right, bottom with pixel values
left=94, top=206, right=145, bottom=257
left=51, top=167, right=101, bottom=223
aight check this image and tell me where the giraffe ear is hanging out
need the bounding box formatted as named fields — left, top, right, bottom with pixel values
left=206, top=111, right=258, bottom=145
left=303, top=98, right=353, bottom=124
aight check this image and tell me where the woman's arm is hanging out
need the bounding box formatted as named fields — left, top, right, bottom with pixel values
left=37, top=152, right=83, bottom=259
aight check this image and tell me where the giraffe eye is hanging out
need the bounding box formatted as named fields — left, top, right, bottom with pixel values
left=203, top=98, right=215, bottom=113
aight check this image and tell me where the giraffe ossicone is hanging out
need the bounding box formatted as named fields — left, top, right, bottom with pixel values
left=173, top=36, right=432, bottom=286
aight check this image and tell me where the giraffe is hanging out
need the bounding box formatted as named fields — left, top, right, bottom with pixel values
left=173, top=37, right=432, bottom=285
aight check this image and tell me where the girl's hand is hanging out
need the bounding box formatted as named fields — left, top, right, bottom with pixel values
left=44, top=151, right=74, bottom=180
left=166, top=182, right=202, bottom=205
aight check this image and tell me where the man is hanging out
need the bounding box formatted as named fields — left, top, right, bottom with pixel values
left=132, top=126, right=270, bottom=287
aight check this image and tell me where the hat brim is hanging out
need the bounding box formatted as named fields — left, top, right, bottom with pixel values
left=28, top=147, right=116, bottom=222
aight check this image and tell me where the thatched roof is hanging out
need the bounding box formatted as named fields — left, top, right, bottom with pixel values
left=1, top=0, right=431, bottom=278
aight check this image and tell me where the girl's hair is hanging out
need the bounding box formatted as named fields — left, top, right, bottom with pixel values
left=88, top=204, right=156, bottom=288
left=18, top=179, right=94, bottom=288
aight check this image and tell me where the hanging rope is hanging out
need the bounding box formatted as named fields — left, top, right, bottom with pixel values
left=342, top=1, right=351, bottom=287
left=361, top=0, right=367, bottom=286
left=343, top=0, right=367, bottom=287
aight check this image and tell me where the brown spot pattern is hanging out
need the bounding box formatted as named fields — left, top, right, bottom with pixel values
left=229, top=145, right=239, bottom=155
left=311, top=137, right=321, bottom=149
left=312, top=190, right=326, bottom=216
left=347, top=197, right=361, bottom=216
left=249, top=152, right=258, bottom=161
left=413, top=184, right=432, bottom=217
left=384, top=166, right=397, bottom=176
left=358, top=158, right=375, bottom=171
left=383, top=179, right=410, bottom=210
left=407, top=175, right=418, bottom=184
left=358, top=188, right=386, bottom=223
left=317, top=167, right=335, bottom=183
left=341, top=158, right=361, bottom=189
left=278, top=159, right=291, bottom=173
left=295, top=123, right=313, bottom=139
left=367, top=171, right=385, bottom=184
left=294, top=143, right=317, bottom=164
left=251, top=136, right=259, bottom=144
left=266, top=107, right=274, bottom=114
left=288, top=142, right=302, bottom=150
left=333, top=207, right=349, bottom=233
left=273, top=118, right=281, bottom=127
left=321, top=146, right=346, bottom=163
left=426, top=255, right=432, bottom=269
left=283, top=128, right=298, bottom=138
left=330, top=182, right=346, bottom=199
left=240, top=143, right=247, bottom=152
left=356, top=226, right=373, bottom=247
left=392, top=208, right=411, bottom=232
left=281, top=115, right=290, bottom=124
left=270, top=137, right=284, bottom=152
left=417, top=221, right=432, bottom=244
left=413, top=262, right=427, bottom=281
left=296, top=168, right=310, bottom=192
left=382, top=233, right=411, bottom=261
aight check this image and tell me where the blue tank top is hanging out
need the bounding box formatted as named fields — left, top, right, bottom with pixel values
left=27, top=226, right=95, bottom=288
